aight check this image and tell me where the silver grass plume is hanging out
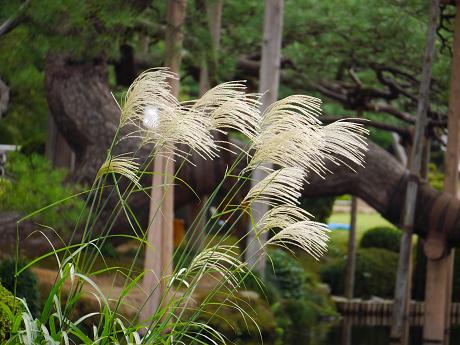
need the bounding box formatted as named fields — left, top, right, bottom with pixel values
left=255, top=205, right=313, bottom=234
left=120, top=69, right=218, bottom=160
left=242, top=167, right=306, bottom=207
left=190, top=81, right=263, bottom=140
left=248, top=95, right=368, bottom=177
left=120, top=68, right=178, bottom=127
left=170, top=245, right=246, bottom=289
left=266, top=221, right=330, bottom=260
left=96, top=156, right=141, bottom=188
left=320, top=120, right=368, bottom=169
left=143, top=104, right=218, bottom=160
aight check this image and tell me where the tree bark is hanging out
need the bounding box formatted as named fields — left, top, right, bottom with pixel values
left=0, top=77, right=9, bottom=118
left=40, top=55, right=460, bottom=249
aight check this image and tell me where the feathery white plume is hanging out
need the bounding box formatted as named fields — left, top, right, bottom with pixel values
left=243, top=167, right=306, bottom=207
left=120, top=68, right=178, bottom=127
left=142, top=105, right=160, bottom=129
left=255, top=205, right=313, bottom=234
left=248, top=95, right=368, bottom=177
left=266, top=221, right=330, bottom=260
left=120, top=69, right=219, bottom=160
left=171, top=245, right=246, bottom=288
left=208, top=93, right=262, bottom=140
left=187, top=81, right=263, bottom=140
left=142, top=105, right=218, bottom=160
left=96, top=156, right=141, bottom=188
left=320, top=120, right=368, bottom=169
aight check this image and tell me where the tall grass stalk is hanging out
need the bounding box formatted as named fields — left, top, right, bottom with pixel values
left=6, top=68, right=367, bottom=344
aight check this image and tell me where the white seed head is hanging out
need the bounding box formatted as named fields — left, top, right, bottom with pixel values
left=142, top=105, right=160, bottom=129
left=120, top=68, right=178, bottom=127
left=267, top=221, right=330, bottom=260
left=172, top=245, right=246, bottom=288
left=96, top=156, right=141, bottom=188
left=248, top=95, right=368, bottom=178
left=256, top=205, right=313, bottom=234
left=243, top=167, right=306, bottom=207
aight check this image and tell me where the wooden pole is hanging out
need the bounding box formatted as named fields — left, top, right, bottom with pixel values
left=186, top=0, right=223, bottom=251
left=423, top=2, right=460, bottom=344
left=245, top=0, right=284, bottom=276
left=46, top=116, right=75, bottom=171
left=390, top=1, right=439, bottom=343
left=345, top=195, right=358, bottom=299
left=141, top=0, right=187, bottom=322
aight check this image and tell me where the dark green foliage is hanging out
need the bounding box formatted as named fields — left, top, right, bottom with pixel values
left=0, top=282, right=22, bottom=342
left=173, top=245, right=198, bottom=270
left=0, top=152, right=85, bottom=233
left=0, top=260, right=40, bottom=318
left=266, top=249, right=305, bottom=299
left=300, top=196, right=335, bottom=223
left=428, top=163, right=444, bottom=191
left=321, top=248, right=398, bottom=299
left=263, top=249, right=337, bottom=344
left=240, top=272, right=280, bottom=306
left=452, top=254, right=460, bottom=303
left=190, top=291, right=277, bottom=343
left=360, top=226, right=402, bottom=253
left=100, top=242, right=119, bottom=259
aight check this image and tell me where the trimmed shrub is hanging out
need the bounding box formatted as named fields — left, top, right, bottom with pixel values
left=321, top=248, right=398, bottom=299
left=0, top=260, right=40, bottom=318
left=300, top=196, right=335, bottom=223
left=266, top=249, right=305, bottom=299
left=241, top=272, right=280, bottom=305
left=360, top=226, right=401, bottom=253
left=0, top=282, right=21, bottom=342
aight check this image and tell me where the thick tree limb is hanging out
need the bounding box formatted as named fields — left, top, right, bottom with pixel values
left=321, top=116, right=410, bottom=138
left=0, top=0, right=31, bottom=38
left=41, top=55, right=460, bottom=249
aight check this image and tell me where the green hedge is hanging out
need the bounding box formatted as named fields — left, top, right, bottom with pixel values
left=320, top=248, right=398, bottom=299
left=299, top=196, right=335, bottom=223
left=360, top=226, right=401, bottom=253
left=266, top=249, right=306, bottom=299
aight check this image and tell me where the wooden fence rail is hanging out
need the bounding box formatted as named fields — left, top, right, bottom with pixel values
left=333, top=297, right=460, bottom=326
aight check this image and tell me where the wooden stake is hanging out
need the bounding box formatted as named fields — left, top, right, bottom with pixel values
left=141, top=0, right=187, bottom=323
left=245, top=0, right=284, bottom=276
left=390, top=1, right=440, bottom=343
left=345, top=196, right=358, bottom=300
left=423, top=2, right=460, bottom=344
left=186, top=0, right=224, bottom=251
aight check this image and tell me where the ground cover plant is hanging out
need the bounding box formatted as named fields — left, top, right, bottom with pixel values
left=4, top=69, right=367, bottom=344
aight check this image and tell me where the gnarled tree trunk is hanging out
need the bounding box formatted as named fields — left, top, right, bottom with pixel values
left=40, top=54, right=460, bottom=249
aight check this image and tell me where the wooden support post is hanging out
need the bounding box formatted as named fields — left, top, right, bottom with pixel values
left=141, top=0, right=187, bottom=322
left=245, top=0, right=284, bottom=276
left=390, top=1, right=439, bottom=343
left=185, top=0, right=224, bottom=251
left=46, top=115, right=75, bottom=171
left=345, top=196, right=358, bottom=299
left=423, top=2, right=460, bottom=344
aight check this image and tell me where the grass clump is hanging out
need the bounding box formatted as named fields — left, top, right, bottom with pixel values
left=4, top=69, right=366, bottom=343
